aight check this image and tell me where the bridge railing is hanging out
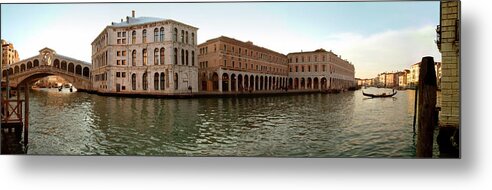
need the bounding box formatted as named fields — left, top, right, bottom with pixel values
left=1, top=99, right=24, bottom=124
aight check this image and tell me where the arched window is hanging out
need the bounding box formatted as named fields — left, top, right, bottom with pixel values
left=160, top=48, right=165, bottom=65
left=132, top=74, right=137, bottom=90
left=173, top=28, right=178, bottom=41
left=154, top=72, right=159, bottom=90
left=142, top=29, right=147, bottom=43
left=181, top=30, right=184, bottom=43
left=142, top=72, right=148, bottom=90
left=191, top=33, right=195, bottom=45
left=132, top=30, right=136, bottom=44
left=160, top=72, right=165, bottom=90
left=185, top=50, right=189, bottom=66
left=185, top=31, right=189, bottom=44
left=181, top=49, right=184, bottom=65
left=132, top=50, right=136, bottom=66
left=142, top=49, right=147, bottom=66
left=154, top=28, right=158, bottom=42
left=154, top=48, right=159, bottom=65
left=159, top=27, right=164, bottom=42
left=191, top=51, right=195, bottom=66
left=174, top=48, right=178, bottom=65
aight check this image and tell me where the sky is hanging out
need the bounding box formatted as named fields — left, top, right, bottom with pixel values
left=1, top=1, right=441, bottom=78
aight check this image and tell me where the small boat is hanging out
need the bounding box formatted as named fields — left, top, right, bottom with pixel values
left=362, top=90, right=397, bottom=98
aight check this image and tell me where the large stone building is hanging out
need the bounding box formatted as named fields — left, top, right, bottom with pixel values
left=287, top=49, right=355, bottom=90
left=437, top=0, right=460, bottom=127
left=91, top=11, right=199, bottom=94
left=197, top=36, right=289, bottom=92
left=1, top=39, right=20, bottom=65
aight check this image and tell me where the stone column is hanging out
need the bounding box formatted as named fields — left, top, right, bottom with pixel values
left=218, top=71, right=223, bottom=92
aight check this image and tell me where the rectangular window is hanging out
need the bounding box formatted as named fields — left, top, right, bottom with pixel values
left=122, top=39, right=126, bottom=44
left=315, top=65, right=318, bottom=72
left=122, top=86, right=126, bottom=90
left=302, top=66, right=304, bottom=72
left=122, top=51, right=126, bottom=56
left=122, top=72, right=126, bottom=78
left=117, top=32, right=121, bottom=37
left=117, top=60, right=121, bottom=65
left=122, top=32, right=126, bottom=37
left=224, top=60, right=227, bottom=67
left=122, top=60, right=126, bottom=65
left=117, top=39, right=121, bottom=44
left=296, top=66, right=298, bottom=72
left=117, top=51, right=121, bottom=56
left=116, top=72, right=121, bottom=77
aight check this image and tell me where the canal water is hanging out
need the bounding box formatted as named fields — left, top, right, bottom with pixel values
left=25, top=87, right=430, bottom=157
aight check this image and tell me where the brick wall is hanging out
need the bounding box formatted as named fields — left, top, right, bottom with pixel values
left=439, top=0, right=460, bottom=127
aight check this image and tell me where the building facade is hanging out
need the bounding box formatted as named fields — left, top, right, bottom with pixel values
left=437, top=0, right=460, bottom=127
left=398, top=70, right=410, bottom=88
left=287, top=49, right=355, bottom=90
left=91, top=11, right=199, bottom=94
left=198, top=36, right=289, bottom=92
left=1, top=39, right=20, bottom=66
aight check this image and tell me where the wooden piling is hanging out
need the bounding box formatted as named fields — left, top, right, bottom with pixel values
left=416, top=56, right=437, bottom=157
left=24, top=83, right=29, bottom=146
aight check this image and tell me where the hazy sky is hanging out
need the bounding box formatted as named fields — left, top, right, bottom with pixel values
left=1, top=2, right=440, bottom=78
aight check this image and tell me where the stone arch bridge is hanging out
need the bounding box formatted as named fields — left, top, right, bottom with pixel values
left=1, top=47, right=92, bottom=91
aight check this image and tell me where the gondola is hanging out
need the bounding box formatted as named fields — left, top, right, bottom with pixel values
left=362, top=90, right=397, bottom=98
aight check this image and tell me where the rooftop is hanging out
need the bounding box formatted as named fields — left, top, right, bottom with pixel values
left=111, top=16, right=165, bottom=27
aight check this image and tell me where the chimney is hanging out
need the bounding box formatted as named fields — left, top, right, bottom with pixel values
left=132, top=10, right=135, bottom=18
left=121, top=19, right=123, bottom=22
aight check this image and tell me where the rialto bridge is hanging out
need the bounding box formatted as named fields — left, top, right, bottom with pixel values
left=1, top=48, right=92, bottom=91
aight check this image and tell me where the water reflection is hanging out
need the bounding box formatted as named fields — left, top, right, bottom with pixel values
left=28, top=87, right=418, bottom=157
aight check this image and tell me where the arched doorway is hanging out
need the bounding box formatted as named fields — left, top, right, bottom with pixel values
left=321, top=77, right=327, bottom=90
left=307, top=77, right=312, bottom=89
left=212, top=72, right=219, bottom=91
left=231, top=73, right=236, bottom=92
left=314, top=77, right=319, bottom=89
left=222, top=73, right=229, bottom=92
left=237, top=74, right=243, bottom=92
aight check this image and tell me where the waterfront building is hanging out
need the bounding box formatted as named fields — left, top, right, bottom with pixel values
left=398, top=69, right=410, bottom=88
left=91, top=11, right=199, bottom=94
left=408, top=62, right=420, bottom=87
left=1, top=39, right=20, bottom=66
left=287, top=49, right=355, bottom=90
left=377, top=73, right=387, bottom=87
left=436, top=0, right=460, bottom=127
left=197, top=36, right=289, bottom=92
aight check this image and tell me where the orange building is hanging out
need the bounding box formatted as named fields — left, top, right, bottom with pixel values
left=198, top=36, right=289, bottom=92
left=287, top=49, right=355, bottom=90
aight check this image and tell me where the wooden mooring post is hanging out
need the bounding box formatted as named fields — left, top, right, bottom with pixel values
left=416, top=56, right=437, bottom=157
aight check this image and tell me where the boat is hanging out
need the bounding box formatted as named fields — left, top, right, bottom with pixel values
left=362, top=90, right=397, bottom=98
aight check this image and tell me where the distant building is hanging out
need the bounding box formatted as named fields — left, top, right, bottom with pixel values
left=398, top=69, right=410, bottom=88
left=197, top=36, right=288, bottom=92
left=1, top=39, right=20, bottom=66
left=91, top=11, right=199, bottom=94
left=287, top=49, right=355, bottom=90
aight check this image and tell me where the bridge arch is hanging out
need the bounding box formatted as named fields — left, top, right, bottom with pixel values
left=68, top=62, right=74, bottom=73
left=1, top=47, right=92, bottom=91
left=75, top=65, right=82, bottom=75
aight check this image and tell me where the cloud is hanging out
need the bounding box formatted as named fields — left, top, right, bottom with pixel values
left=320, top=25, right=441, bottom=78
